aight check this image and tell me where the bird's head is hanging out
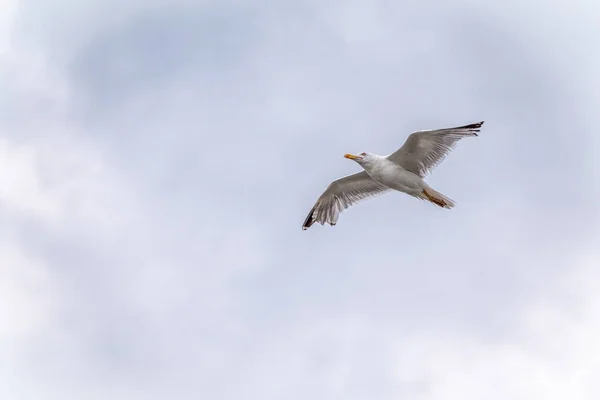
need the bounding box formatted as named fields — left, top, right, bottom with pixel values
left=344, top=152, right=375, bottom=165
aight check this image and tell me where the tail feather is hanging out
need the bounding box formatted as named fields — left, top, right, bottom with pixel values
left=421, top=187, right=456, bottom=209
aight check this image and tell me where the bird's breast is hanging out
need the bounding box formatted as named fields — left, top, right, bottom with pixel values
left=366, top=162, right=422, bottom=191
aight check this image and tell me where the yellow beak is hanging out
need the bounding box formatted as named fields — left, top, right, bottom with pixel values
left=344, top=153, right=359, bottom=160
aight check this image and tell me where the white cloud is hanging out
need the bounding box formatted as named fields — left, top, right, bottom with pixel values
left=211, top=243, right=600, bottom=400
left=391, top=244, right=600, bottom=400
left=0, top=138, right=63, bottom=219
left=0, top=11, right=271, bottom=398
left=0, top=0, right=17, bottom=54
left=1, top=0, right=600, bottom=399
left=0, top=239, right=57, bottom=339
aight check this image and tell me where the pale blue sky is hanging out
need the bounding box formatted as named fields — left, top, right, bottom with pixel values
left=1, top=1, right=600, bottom=399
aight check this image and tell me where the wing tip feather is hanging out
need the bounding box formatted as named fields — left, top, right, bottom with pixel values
left=453, top=120, right=484, bottom=136
left=302, top=206, right=316, bottom=230
left=463, top=120, right=484, bottom=134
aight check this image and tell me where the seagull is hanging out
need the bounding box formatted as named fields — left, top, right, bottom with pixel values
left=302, top=121, right=484, bottom=230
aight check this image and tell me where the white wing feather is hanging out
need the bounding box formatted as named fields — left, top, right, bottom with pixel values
left=302, top=171, right=390, bottom=230
left=387, top=121, right=483, bottom=177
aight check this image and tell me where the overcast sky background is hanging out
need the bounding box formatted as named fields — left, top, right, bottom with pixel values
left=1, top=0, right=600, bottom=399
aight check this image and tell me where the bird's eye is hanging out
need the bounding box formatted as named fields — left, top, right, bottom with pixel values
left=360, top=152, right=366, bottom=156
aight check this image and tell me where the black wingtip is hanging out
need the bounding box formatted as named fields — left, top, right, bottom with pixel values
left=302, top=207, right=316, bottom=230
left=458, top=121, right=484, bottom=129
left=455, top=120, right=484, bottom=136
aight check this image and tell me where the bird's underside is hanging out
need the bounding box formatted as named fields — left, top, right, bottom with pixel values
left=302, top=121, right=483, bottom=230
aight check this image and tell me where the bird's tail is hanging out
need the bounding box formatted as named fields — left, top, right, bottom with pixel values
left=421, top=187, right=456, bottom=209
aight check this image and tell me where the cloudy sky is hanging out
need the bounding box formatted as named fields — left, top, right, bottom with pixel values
left=1, top=0, right=600, bottom=398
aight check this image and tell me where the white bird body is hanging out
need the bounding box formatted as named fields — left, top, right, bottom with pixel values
left=302, top=121, right=484, bottom=230
left=360, top=155, right=424, bottom=197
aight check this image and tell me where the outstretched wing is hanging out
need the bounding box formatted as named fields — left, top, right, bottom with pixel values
left=387, top=121, right=483, bottom=177
left=302, top=171, right=390, bottom=230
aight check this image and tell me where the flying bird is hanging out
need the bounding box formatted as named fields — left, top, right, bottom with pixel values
left=302, top=121, right=484, bottom=230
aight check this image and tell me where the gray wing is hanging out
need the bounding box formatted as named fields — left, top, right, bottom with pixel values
left=387, top=121, right=483, bottom=177
left=302, top=171, right=391, bottom=230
